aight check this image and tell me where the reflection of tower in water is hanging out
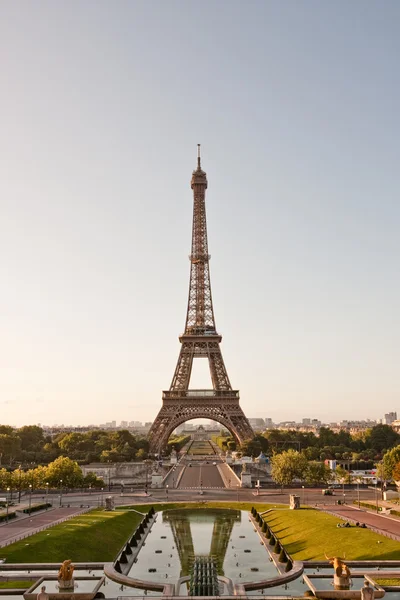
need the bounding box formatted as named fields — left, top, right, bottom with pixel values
left=162, top=509, right=241, bottom=576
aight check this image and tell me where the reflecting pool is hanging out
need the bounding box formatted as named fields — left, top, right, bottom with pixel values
left=127, top=509, right=279, bottom=584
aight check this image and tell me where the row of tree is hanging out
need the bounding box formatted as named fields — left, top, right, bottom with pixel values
left=215, top=424, right=400, bottom=462
left=270, top=444, right=400, bottom=487
left=0, top=425, right=192, bottom=467
left=0, top=425, right=152, bottom=466
left=0, top=456, right=105, bottom=492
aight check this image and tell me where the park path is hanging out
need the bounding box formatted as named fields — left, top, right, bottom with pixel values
left=0, top=507, right=88, bottom=548
left=318, top=503, right=400, bottom=541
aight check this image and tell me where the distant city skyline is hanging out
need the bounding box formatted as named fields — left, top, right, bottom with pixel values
left=3, top=412, right=397, bottom=430
left=1, top=2, right=399, bottom=427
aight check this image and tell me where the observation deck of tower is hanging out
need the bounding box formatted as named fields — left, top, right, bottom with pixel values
left=147, top=146, right=254, bottom=452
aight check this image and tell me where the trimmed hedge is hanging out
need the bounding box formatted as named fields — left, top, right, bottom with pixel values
left=354, top=500, right=400, bottom=517
left=0, top=512, right=16, bottom=523
left=22, top=503, right=52, bottom=514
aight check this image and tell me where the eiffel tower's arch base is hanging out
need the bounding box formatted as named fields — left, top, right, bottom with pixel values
left=148, top=394, right=254, bottom=453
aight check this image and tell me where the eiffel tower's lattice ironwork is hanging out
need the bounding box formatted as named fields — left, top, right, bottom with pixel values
left=148, top=147, right=254, bottom=453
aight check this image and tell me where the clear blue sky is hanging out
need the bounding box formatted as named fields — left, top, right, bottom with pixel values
left=1, top=1, right=399, bottom=427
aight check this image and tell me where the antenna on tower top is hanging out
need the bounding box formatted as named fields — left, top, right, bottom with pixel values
left=197, top=144, right=201, bottom=169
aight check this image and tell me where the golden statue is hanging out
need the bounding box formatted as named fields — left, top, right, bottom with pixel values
left=325, top=554, right=351, bottom=579
left=58, top=560, right=74, bottom=582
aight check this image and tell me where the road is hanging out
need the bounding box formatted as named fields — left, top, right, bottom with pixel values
left=322, top=503, right=400, bottom=540
left=178, top=463, right=224, bottom=488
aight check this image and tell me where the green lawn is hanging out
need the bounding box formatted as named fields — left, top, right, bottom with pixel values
left=375, top=579, right=400, bottom=586
left=263, top=508, right=400, bottom=561
left=0, top=580, right=35, bottom=589
left=1, top=509, right=143, bottom=563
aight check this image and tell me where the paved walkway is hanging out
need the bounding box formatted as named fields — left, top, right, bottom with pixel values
left=318, top=503, right=400, bottom=541
left=0, top=507, right=88, bottom=548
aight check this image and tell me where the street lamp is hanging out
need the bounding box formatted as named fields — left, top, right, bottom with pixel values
left=28, top=484, right=32, bottom=515
left=166, top=484, right=169, bottom=498
left=236, top=484, right=240, bottom=503
left=6, top=487, right=10, bottom=522
left=357, top=480, right=360, bottom=509
left=375, top=482, right=379, bottom=513
left=59, top=479, right=63, bottom=507
left=302, top=485, right=305, bottom=506
left=101, top=487, right=104, bottom=507
left=45, top=482, right=49, bottom=505
left=18, top=466, right=22, bottom=503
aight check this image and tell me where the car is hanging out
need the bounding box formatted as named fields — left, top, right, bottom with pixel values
left=188, top=464, right=192, bottom=467
left=322, top=489, right=334, bottom=495
left=212, top=462, right=217, bottom=466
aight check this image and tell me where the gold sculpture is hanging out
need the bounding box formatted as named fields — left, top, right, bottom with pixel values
left=325, top=554, right=351, bottom=579
left=58, top=559, right=75, bottom=582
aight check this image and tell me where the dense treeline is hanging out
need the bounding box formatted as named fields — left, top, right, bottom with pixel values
left=215, top=424, right=400, bottom=464
left=0, top=456, right=105, bottom=492
left=0, top=425, right=150, bottom=467
left=0, top=425, right=191, bottom=468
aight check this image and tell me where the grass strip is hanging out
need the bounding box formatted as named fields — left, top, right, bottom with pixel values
left=1, top=509, right=143, bottom=564
left=375, top=579, right=400, bottom=586
left=264, top=507, right=400, bottom=561
left=0, top=580, right=35, bottom=589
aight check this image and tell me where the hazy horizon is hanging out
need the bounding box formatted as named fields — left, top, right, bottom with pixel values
left=1, top=1, right=399, bottom=427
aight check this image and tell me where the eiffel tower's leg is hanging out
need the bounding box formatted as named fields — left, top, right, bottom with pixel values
left=170, top=343, right=195, bottom=390
left=207, top=342, right=231, bottom=391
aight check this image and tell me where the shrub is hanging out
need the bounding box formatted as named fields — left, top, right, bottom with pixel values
left=22, top=503, right=52, bottom=514
left=265, top=527, right=272, bottom=539
left=274, top=541, right=281, bottom=554
left=0, top=512, right=16, bottom=523
left=279, top=549, right=288, bottom=563
left=269, top=535, right=276, bottom=546
left=285, top=559, right=293, bottom=572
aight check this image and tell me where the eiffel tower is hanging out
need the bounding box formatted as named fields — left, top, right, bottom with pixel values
left=148, top=146, right=254, bottom=453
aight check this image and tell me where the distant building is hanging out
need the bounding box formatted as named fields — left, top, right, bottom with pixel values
left=385, top=412, right=397, bottom=425
left=391, top=420, right=400, bottom=433
left=265, top=418, right=274, bottom=429
left=248, top=418, right=265, bottom=430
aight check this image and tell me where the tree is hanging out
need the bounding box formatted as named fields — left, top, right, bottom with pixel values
left=382, top=445, right=400, bottom=480
left=335, top=465, right=351, bottom=484
left=392, top=461, right=400, bottom=484
left=0, top=434, right=21, bottom=465
left=17, top=426, right=45, bottom=452
left=365, top=425, right=400, bottom=453
left=44, top=456, right=83, bottom=487
left=305, top=462, right=333, bottom=486
left=270, top=449, right=308, bottom=488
